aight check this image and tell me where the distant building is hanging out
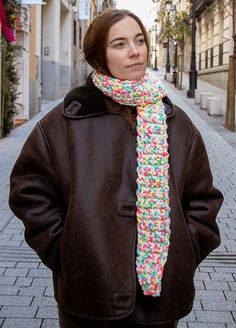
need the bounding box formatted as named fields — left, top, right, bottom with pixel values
left=149, top=0, right=179, bottom=72
left=195, top=0, right=233, bottom=89
left=4, top=0, right=116, bottom=130
left=41, top=0, right=75, bottom=100
left=10, top=2, right=42, bottom=124
left=151, top=0, right=234, bottom=90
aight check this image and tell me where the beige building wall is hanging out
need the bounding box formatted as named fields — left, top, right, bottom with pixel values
left=2, top=0, right=117, bottom=129
left=154, top=0, right=233, bottom=90
left=41, top=0, right=98, bottom=100
left=10, top=2, right=44, bottom=125
left=149, top=26, right=158, bottom=69
left=42, top=0, right=61, bottom=100
left=59, top=3, right=73, bottom=96
left=29, top=7, right=37, bottom=81
left=74, top=0, right=117, bottom=85
left=154, top=0, right=167, bottom=68
left=29, top=5, right=42, bottom=118
left=196, top=0, right=233, bottom=89
left=73, top=0, right=96, bottom=86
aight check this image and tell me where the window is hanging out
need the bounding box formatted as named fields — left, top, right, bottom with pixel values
left=219, top=43, right=223, bottom=66
left=73, top=20, right=77, bottom=46
left=210, top=47, right=213, bottom=68
left=205, top=50, right=208, bottom=69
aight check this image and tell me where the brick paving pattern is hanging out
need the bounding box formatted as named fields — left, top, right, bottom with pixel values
left=0, top=72, right=235, bottom=327
left=160, top=69, right=236, bottom=328
left=0, top=101, right=60, bottom=328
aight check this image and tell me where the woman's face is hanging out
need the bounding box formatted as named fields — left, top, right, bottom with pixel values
left=106, top=16, right=148, bottom=80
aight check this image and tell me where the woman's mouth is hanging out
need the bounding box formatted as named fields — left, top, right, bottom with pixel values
left=127, top=63, right=142, bottom=68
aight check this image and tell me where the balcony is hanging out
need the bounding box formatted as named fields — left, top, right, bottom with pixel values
left=196, top=0, right=214, bottom=16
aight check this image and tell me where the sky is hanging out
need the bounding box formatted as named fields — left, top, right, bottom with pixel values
left=116, top=0, right=156, bottom=29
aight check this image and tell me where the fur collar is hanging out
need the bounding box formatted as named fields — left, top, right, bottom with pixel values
left=62, top=74, right=175, bottom=119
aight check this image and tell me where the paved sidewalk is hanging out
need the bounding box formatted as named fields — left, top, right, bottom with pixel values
left=0, top=74, right=236, bottom=327
left=0, top=100, right=61, bottom=328
left=155, top=68, right=236, bottom=328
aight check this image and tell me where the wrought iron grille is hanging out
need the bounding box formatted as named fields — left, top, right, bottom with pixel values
left=219, top=42, right=223, bottom=66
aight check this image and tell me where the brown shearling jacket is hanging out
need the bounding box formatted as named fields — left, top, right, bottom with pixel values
left=9, top=76, right=223, bottom=324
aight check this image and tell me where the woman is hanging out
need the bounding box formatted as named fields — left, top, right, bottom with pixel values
left=9, top=9, right=223, bottom=328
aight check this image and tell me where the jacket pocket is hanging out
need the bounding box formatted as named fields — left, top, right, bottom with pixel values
left=117, top=201, right=136, bottom=218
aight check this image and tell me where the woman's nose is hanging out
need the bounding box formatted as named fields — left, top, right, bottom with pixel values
left=128, top=43, right=139, bottom=57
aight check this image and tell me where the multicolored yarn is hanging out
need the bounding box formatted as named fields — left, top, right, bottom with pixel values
left=92, top=71, right=171, bottom=297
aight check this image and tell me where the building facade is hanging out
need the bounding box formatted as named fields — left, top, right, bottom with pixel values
left=15, top=2, right=41, bottom=123
left=0, top=0, right=116, bottom=135
left=41, top=0, right=116, bottom=101
left=41, top=0, right=74, bottom=100
left=149, top=1, right=161, bottom=70
left=150, top=0, right=183, bottom=73
left=152, top=0, right=234, bottom=90
left=195, top=0, right=234, bottom=89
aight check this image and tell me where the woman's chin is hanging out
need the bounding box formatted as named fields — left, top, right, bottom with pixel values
left=110, top=66, right=147, bottom=81
left=122, top=71, right=146, bottom=81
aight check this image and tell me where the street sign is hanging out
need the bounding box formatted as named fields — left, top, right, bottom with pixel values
left=21, top=0, right=45, bottom=4
left=79, top=0, right=90, bottom=20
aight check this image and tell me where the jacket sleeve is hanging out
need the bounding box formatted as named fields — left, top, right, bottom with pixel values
left=182, top=129, right=223, bottom=266
left=9, top=122, right=66, bottom=271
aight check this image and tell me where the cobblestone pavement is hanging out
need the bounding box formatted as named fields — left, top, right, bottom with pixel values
left=0, top=72, right=235, bottom=327
left=156, top=69, right=236, bottom=328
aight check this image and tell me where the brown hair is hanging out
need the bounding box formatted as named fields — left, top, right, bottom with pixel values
left=83, top=8, right=149, bottom=76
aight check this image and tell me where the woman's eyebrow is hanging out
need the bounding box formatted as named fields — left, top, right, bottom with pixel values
left=109, top=33, right=144, bottom=45
left=109, top=37, right=125, bottom=45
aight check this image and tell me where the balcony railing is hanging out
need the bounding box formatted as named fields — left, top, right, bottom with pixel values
left=198, top=43, right=224, bottom=71
left=205, top=50, right=208, bottom=69
left=199, top=52, right=201, bottom=70
left=219, top=42, right=223, bottom=66
left=210, top=47, right=214, bottom=68
left=196, top=0, right=214, bottom=16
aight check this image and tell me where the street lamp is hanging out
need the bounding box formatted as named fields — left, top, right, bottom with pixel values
left=154, top=19, right=158, bottom=70
left=165, top=1, right=171, bottom=76
left=164, top=1, right=176, bottom=78
left=187, top=0, right=197, bottom=98
left=166, top=28, right=170, bottom=74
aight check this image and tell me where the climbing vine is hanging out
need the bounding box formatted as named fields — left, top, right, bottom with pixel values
left=1, top=0, right=24, bottom=137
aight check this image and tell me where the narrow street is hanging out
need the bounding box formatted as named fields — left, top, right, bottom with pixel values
left=0, top=70, right=235, bottom=328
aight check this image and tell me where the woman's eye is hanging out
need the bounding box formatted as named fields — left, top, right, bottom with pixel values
left=114, top=42, right=125, bottom=48
left=136, top=38, right=145, bottom=45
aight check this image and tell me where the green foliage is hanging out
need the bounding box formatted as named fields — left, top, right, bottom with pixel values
left=157, top=2, right=191, bottom=49
left=1, top=41, right=23, bottom=136
left=1, top=0, right=24, bottom=137
left=155, top=1, right=192, bottom=89
left=3, top=0, right=22, bottom=27
left=206, top=0, right=232, bottom=15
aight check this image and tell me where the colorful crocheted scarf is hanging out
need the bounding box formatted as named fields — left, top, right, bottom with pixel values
left=92, top=71, right=170, bottom=297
